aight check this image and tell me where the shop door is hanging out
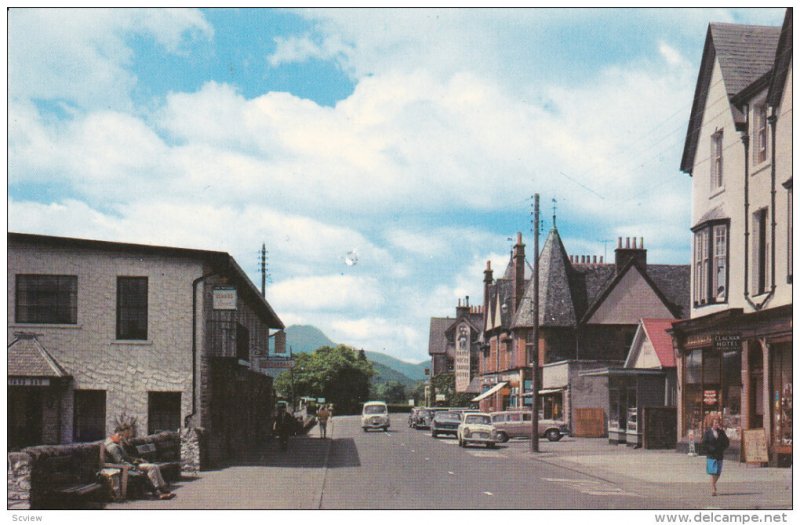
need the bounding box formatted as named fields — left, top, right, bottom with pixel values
left=8, top=387, right=43, bottom=450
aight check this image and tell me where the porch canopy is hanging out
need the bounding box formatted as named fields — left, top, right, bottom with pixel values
left=471, top=382, right=507, bottom=402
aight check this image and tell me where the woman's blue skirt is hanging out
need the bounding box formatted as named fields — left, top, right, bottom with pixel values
left=706, top=457, right=723, bottom=476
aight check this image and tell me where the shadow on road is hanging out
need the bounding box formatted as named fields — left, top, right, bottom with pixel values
left=327, top=438, right=361, bottom=468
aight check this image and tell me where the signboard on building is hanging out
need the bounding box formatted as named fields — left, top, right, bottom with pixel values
left=8, top=377, right=50, bottom=387
left=274, top=330, right=286, bottom=354
left=703, top=390, right=718, bottom=405
left=714, top=333, right=741, bottom=352
left=454, top=325, right=471, bottom=392
left=213, top=287, right=237, bottom=310
left=436, top=394, right=446, bottom=401
left=743, top=429, right=769, bottom=464
left=261, top=358, right=295, bottom=369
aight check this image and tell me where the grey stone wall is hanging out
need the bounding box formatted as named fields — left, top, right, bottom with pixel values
left=180, top=427, right=204, bottom=476
left=8, top=452, right=32, bottom=509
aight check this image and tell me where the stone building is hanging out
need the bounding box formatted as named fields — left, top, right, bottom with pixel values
left=7, top=233, right=284, bottom=466
left=671, top=10, right=792, bottom=465
left=428, top=297, right=484, bottom=394
left=477, top=226, right=689, bottom=435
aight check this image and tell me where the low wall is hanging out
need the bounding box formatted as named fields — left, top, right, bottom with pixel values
left=7, top=430, right=200, bottom=509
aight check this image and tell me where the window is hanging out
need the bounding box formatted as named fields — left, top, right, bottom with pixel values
left=117, top=277, right=148, bottom=340
left=754, top=104, right=768, bottom=164
left=711, top=130, right=724, bottom=190
left=753, top=208, right=768, bottom=295
left=15, top=275, right=77, bottom=324
left=236, top=322, right=250, bottom=361
left=148, top=392, right=182, bottom=434
left=682, top=348, right=741, bottom=441
left=693, top=221, right=729, bottom=305
left=73, top=390, right=106, bottom=442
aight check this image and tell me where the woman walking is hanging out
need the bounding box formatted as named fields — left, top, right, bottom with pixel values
left=702, top=416, right=729, bottom=496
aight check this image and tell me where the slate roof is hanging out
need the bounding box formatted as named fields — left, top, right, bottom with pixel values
left=428, top=317, right=452, bottom=355
left=511, top=228, right=690, bottom=328
left=486, top=278, right=515, bottom=331
left=8, top=335, right=70, bottom=378
left=681, top=21, right=782, bottom=173
left=767, top=9, right=792, bottom=106
left=501, top=257, right=533, bottom=280
left=640, top=318, right=678, bottom=368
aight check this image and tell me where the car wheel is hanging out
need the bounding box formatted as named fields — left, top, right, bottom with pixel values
left=546, top=429, right=561, bottom=442
left=487, top=442, right=496, bottom=449
left=458, top=438, right=464, bottom=447
left=383, top=427, right=388, bottom=432
left=431, top=431, right=437, bottom=438
left=496, top=431, right=509, bottom=443
left=363, top=428, right=368, bottom=432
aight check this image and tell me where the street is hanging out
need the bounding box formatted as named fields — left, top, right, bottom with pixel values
left=106, top=415, right=791, bottom=510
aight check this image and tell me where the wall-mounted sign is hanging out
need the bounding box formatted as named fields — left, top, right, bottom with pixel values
left=262, top=358, right=295, bottom=369
left=213, top=287, right=237, bottom=310
left=8, top=377, right=50, bottom=387
left=274, top=330, right=286, bottom=354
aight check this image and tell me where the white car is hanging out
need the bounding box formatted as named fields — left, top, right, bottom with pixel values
left=361, top=401, right=391, bottom=432
left=457, top=412, right=498, bottom=448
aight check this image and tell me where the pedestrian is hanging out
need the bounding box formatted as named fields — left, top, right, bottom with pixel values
left=104, top=429, right=175, bottom=500
left=317, top=404, right=331, bottom=439
left=702, top=416, right=729, bottom=496
left=273, top=404, right=294, bottom=451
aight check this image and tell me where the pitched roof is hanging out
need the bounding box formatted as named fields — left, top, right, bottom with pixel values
left=680, top=22, right=782, bottom=174
left=511, top=229, right=689, bottom=328
left=8, top=335, right=70, bottom=378
left=767, top=8, right=792, bottom=106
left=641, top=318, right=679, bottom=368
left=428, top=317, right=452, bottom=355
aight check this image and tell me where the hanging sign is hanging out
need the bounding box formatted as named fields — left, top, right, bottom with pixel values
left=703, top=390, right=718, bottom=405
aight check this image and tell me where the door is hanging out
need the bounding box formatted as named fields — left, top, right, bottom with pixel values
left=8, top=387, right=43, bottom=449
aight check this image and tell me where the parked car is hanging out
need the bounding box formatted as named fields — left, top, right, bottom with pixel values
left=361, top=401, right=391, bottom=432
left=490, top=410, right=569, bottom=442
left=431, top=411, right=462, bottom=438
left=414, top=407, right=447, bottom=429
left=457, top=412, right=498, bottom=448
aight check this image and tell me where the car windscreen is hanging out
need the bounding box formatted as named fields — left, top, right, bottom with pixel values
left=364, top=405, right=386, bottom=414
left=464, top=415, right=491, bottom=425
left=435, top=413, right=461, bottom=422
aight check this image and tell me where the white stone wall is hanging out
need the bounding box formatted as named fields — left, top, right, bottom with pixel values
left=8, top=242, right=204, bottom=442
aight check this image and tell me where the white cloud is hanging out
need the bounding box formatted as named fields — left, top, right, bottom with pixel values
left=269, top=275, right=385, bottom=311
left=267, top=33, right=350, bottom=67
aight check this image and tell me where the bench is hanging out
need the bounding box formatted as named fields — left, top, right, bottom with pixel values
left=135, top=441, right=181, bottom=481
left=40, top=455, right=103, bottom=508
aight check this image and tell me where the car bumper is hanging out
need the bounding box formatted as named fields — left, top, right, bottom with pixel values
left=462, top=432, right=496, bottom=444
left=432, top=427, right=458, bottom=435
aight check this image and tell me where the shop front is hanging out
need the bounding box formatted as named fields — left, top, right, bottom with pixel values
left=671, top=305, right=792, bottom=465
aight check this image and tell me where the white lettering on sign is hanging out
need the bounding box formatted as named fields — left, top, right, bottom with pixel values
left=213, top=288, right=237, bottom=310
left=8, top=378, right=50, bottom=387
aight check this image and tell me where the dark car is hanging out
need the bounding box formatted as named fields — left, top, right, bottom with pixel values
left=431, top=411, right=462, bottom=438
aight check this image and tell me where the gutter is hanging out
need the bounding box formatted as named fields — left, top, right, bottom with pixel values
left=184, top=269, right=221, bottom=428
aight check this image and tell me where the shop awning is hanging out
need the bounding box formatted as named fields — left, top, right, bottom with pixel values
left=471, top=382, right=507, bottom=402
left=522, top=388, right=563, bottom=397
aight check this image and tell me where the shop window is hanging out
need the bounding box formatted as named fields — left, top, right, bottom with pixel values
left=73, top=390, right=106, bottom=443
left=117, top=277, right=148, bottom=340
left=15, top=274, right=77, bottom=324
left=148, top=392, right=182, bottom=434
left=771, top=344, right=792, bottom=448
left=683, top=347, right=742, bottom=441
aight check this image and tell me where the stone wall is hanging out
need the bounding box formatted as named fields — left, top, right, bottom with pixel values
left=180, top=427, right=204, bottom=476
left=8, top=452, right=32, bottom=509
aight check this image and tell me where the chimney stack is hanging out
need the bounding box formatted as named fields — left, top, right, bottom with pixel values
left=512, top=232, right=525, bottom=314
left=615, top=235, right=647, bottom=273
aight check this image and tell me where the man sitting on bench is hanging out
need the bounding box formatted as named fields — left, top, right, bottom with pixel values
left=104, top=429, right=175, bottom=500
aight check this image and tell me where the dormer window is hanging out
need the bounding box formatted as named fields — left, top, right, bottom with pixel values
left=710, top=130, right=724, bottom=191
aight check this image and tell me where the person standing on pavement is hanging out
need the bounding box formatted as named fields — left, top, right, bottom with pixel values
left=317, top=404, right=331, bottom=439
left=273, top=404, right=294, bottom=451
left=702, top=416, right=729, bottom=496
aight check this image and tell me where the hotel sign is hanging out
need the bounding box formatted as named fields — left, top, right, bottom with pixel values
left=213, top=287, right=237, bottom=310
left=8, top=378, right=50, bottom=387
left=714, top=333, right=741, bottom=352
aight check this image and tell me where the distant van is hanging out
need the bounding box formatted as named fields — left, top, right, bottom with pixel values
left=361, top=401, right=390, bottom=432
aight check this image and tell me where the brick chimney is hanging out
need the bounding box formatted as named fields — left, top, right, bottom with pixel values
left=615, top=236, right=647, bottom=273
left=512, top=232, right=525, bottom=314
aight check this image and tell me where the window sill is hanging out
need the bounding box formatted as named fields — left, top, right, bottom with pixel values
left=111, top=340, right=153, bottom=346
left=10, top=323, right=81, bottom=330
left=693, top=300, right=728, bottom=309
left=708, top=187, right=725, bottom=199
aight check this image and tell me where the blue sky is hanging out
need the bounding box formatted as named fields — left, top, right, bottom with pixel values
left=7, top=7, right=787, bottom=363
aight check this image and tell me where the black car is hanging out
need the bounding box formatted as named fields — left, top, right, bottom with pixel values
left=431, top=411, right=462, bottom=438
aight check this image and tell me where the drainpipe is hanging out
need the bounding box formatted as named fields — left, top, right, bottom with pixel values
left=184, top=270, right=220, bottom=428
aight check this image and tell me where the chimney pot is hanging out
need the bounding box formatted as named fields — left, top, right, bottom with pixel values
left=593, top=256, right=597, bottom=264
left=633, top=237, right=637, bottom=249
left=618, top=237, right=622, bottom=248
left=517, top=232, right=522, bottom=244
left=466, top=295, right=470, bottom=307
left=600, top=256, right=604, bottom=263
left=626, top=237, right=631, bottom=249
left=641, top=237, right=644, bottom=249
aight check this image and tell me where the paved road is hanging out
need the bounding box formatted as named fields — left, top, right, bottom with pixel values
left=106, top=414, right=791, bottom=510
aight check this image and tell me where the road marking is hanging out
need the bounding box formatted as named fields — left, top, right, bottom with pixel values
left=543, top=478, right=641, bottom=498
left=425, top=457, right=430, bottom=461
left=448, top=471, right=455, bottom=475
left=483, top=492, right=494, bottom=496
left=467, top=450, right=503, bottom=458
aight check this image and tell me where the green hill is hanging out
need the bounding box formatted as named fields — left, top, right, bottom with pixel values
left=284, top=324, right=335, bottom=354
left=365, top=351, right=428, bottom=381
left=371, top=362, right=418, bottom=389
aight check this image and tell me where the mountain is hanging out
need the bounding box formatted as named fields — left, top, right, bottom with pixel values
left=284, top=325, right=335, bottom=354
left=283, top=324, right=429, bottom=384
left=364, top=351, right=428, bottom=381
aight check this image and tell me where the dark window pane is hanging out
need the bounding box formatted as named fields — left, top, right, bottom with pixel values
left=117, top=277, right=148, bottom=340
left=148, top=392, right=182, bottom=434
left=15, top=275, right=77, bottom=324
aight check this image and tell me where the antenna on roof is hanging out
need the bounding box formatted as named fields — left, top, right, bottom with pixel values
left=597, top=239, right=613, bottom=262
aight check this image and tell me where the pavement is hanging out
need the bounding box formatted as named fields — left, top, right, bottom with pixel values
left=104, top=418, right=792, bottom=510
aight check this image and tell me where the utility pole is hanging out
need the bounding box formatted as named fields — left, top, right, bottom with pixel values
left=260, top=243, right=267, bottom=298
left=531, top=194, right=540, bottom=453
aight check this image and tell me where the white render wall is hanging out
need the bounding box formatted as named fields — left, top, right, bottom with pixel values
left=8, top=242, right=203, bottom=442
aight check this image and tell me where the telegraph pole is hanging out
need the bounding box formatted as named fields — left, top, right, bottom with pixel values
left=260, top=243, right=267, bottom=297
left=530, top=194, right=540, bottom=453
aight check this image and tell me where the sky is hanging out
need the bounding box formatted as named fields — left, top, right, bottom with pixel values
left=7, top=7, right=788, bottom=364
